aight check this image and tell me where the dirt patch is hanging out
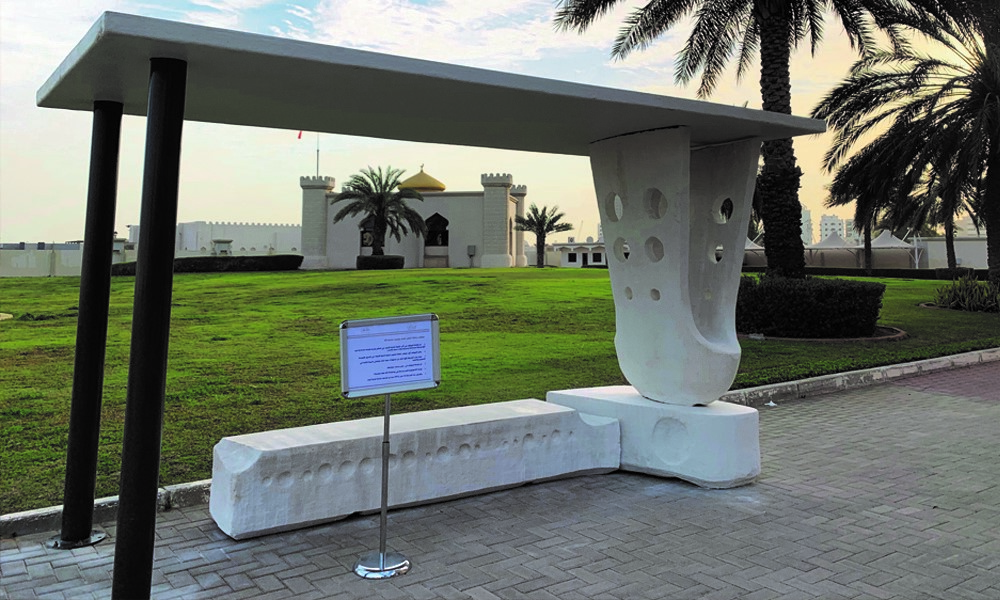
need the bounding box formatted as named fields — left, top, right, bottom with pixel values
left=739, top=326, right=907, bottom=343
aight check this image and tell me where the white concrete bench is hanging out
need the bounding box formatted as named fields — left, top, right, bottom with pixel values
left=210, top=399, right=619, bottom=539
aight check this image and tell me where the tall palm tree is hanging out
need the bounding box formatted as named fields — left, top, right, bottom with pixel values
left=812, top=0, right=999, bottom=283
left=331, top=166, right=428, bottom=256
left=554, top=0, right=917, bottom=279
left=515, top=204, right=574, bottom=267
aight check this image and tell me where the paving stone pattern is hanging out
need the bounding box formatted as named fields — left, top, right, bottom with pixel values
left=2, top=362, right=998, bottom=599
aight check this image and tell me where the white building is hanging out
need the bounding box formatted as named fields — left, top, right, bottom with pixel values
left=551, top=237, right=607, bottom=268
left=843, top=218, right=862, bottom=244
left=301, top=169, right=527, bottom=270
left=129, top=221, right=301, bottom=255
left=954, top=214, right=985, bottom=238
left=819, top=214, right=846, bottom=243
left=800, top=208, right=813, bottom=245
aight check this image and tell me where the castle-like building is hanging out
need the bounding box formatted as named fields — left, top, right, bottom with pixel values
left=300, top=169, right=528, bottom=270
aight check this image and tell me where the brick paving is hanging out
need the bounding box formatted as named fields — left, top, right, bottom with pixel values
left=2, top=361, right=998, bottom=600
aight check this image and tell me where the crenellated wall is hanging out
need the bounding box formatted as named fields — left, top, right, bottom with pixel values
left=175, top=221, right=301, bottom=255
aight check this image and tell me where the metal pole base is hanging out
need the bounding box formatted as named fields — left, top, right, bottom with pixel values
left=353, top=551, right=410, bottom=580
left=47, top=530, right=107, bottom=550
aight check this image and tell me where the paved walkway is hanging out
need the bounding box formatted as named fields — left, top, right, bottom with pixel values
left=2, top=362, right=999, bottom=599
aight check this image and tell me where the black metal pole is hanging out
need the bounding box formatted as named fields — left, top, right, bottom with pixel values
left=111, top=57, right=187, bottom=600
left=49, top=101, right=123, bottom=550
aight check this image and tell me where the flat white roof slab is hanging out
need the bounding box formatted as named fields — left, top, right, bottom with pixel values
left=38, top=12, right=826, bottom=156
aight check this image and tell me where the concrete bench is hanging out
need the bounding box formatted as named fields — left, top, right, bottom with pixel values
left=210, top=399, right=620, bottom=539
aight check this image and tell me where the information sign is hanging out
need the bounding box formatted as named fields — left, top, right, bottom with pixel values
left=340, top=314, right=440, bottom=398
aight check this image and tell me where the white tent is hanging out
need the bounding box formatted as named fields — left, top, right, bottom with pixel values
left=811, top=231, right=854, bottom=248
left=869, top=230, right=912, bottom=248
left=868, top=230, right=920, bottom=267
left=806, top=232, right=859, bottom=267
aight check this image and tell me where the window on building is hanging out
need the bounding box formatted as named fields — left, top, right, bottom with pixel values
left=592, top=252, right=603, bottom=263
left=568, top=253, right=578, bottom=263
left=426, top=213, right=449, bottom=246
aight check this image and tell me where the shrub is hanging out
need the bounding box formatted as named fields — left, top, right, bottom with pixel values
left=934, top=275, right=999, bottom=312
left=111, top=254, right=303, bottom=276
left=737, top=275, right=886, bottom=338
left=356, top=255, right=404, bottom=270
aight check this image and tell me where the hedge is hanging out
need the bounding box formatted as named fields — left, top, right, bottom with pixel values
left=741, top=266, right=989, bottom=280
left=111, top=254, right=303, bottom=276
left=736, top=275, right=886, bottom=338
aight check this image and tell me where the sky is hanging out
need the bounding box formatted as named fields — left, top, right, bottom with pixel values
left=0, top=0, right=864, bottom=245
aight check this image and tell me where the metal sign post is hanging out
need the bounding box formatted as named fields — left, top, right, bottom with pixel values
left=353, top=393, right=410, bottom=579
left=339, top=314, right=440, bottom=580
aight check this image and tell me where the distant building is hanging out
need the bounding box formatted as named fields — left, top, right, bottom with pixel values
left=954, top=214, right=984, bottom=238
left=128, top=221, right=301, bottom=255
left=819, top=214, right=847, bottom=243
left=800, top=208, right=813, bottom=245
left=302, top=168, right=527, bottom=270
left=551, top=236, right=607, bottom=268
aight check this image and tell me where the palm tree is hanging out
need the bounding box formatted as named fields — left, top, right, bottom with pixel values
left=515, top=204, right=574, bottom=267
left=812, top=1, right=999, bottom=283
left=553, top=0, right=920, bottom=279
left=331, top=166, right=428, bottom=257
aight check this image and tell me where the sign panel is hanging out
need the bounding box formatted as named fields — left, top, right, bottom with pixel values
left=340, top=314, right=440, bottom=398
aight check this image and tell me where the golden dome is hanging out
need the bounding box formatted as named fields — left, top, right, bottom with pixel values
left=398, top=166, right=446, bottom=192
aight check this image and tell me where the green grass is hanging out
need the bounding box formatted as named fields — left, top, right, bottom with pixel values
left=1, top=269, right=998, bottom=514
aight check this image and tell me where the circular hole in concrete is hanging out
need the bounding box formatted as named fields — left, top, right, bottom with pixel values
left=604, top=193, right=624, bottom=222
left=711, top=244, right=724, bottom=263
left=624, top=286, right=633, bottom=300
left=645, top=237, right=664, bottom=262
left=715, top=197, right=734, bottom=224
left=650, top=288, right=661, bottom=301
left=644, top=188, right=667, bottom=219
left=613, top=237, right=630, bottom=262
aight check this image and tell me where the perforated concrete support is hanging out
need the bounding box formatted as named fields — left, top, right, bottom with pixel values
left=588, top=128, right=760, bottom=406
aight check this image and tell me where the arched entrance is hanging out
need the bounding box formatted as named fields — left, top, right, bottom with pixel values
left=424, top=213, right=449, bottom=268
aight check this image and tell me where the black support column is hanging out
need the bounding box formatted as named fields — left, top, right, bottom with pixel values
left=111, top=58, right=187, bottom=600
left=48, top=101, right=123, bottom=550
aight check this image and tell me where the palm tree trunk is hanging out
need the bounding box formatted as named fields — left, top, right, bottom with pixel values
left=863, top=224, right=873, bottom=274
left=944, top=212, right=957, bottom=270
left=372, top=220, right=387, bottom=256
left=984, top=133, right=1000, bottom=286
left=536, top=234, right=546, bottom=268
left=756, top=8, right=806, bottom=279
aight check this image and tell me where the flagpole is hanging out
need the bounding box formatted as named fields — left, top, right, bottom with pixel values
left=316, top=133, right=320, bottom=177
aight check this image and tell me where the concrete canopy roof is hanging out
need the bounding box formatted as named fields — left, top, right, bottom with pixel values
left=38, top=12, right=826, bottom=157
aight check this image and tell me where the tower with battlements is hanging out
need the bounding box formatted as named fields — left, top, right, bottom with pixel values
left=300, top=176, right=335, bottom=269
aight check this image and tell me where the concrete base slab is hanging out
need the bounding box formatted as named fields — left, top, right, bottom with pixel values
left=548, top=386, right=759, bottom=488
left=210, top=399, right=619, bottom=539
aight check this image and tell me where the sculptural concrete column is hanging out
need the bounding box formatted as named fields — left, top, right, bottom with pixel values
left=548, top=127, right=762, bottom=488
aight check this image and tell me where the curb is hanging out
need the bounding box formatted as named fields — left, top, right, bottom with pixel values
left=722, top=347, right=1000, bottom=407
left=0, top=480, right=210, bottom=538
left=3, top=347, right=998, bottom=538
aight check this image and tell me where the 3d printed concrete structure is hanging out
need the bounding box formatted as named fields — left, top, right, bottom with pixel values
left=38, top=11, right=824, bottom=593
left=211, top=400, right=619, bottom=539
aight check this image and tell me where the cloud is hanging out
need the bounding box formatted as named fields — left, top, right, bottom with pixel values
left=271, top=0, right=647, bottom=73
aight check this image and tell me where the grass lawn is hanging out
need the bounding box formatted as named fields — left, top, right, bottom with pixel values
left=1, top=268, right=998, bottom=514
